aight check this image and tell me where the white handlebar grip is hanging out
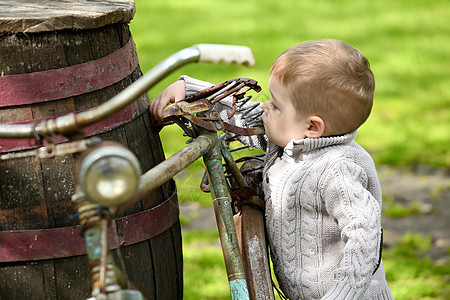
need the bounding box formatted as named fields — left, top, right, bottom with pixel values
left=195, top=44, right=255, bottom=67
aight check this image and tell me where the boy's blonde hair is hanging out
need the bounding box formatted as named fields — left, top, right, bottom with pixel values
left=270, top=39, right=375, bottom=136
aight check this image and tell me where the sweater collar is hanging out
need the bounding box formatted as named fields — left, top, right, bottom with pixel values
left=283, top=131, right=357, bottom=159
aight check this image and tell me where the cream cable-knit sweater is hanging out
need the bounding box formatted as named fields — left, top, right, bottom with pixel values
left=181, top=76, right=393, bottom=299
left=264, top=135, right=393, bottom=299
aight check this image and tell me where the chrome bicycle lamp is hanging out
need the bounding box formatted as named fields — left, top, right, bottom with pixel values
left=79, top=143, right=142, bottom=207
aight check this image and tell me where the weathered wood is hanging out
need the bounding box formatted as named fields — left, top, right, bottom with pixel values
left=113, top=241, right=157, bottom=297
left=0, top=260, right=60, bottom=299
left=53, top=256, right=91, bottom=299
left=150, top=224, right=183, bottom=300
left=0, top=10, right=182, bottom=299
left=0, top=22, right=132, bottom=76
left=0, top=0, right=135, bottom=33
left=40, top=155, right=77, bottom=228
left=0, top=155, right=48, bottom=230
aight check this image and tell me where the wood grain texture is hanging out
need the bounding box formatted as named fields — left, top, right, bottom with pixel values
left=0, top=0, right=135, bottom=33
left=0, top=18, right=182, bottom=299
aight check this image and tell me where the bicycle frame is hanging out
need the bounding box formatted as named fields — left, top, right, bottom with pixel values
left=1, top=44, right=272, bottom=300
left=113, top=131, right=250, bottom=298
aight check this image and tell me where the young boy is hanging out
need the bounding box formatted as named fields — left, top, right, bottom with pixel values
left=150, top=39, right=394, bottom=299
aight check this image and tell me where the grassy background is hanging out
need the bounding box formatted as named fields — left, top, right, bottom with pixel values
left=129, top=0, right=449, bottom=299
left=131, top=0, right=449, bottom=204
left=182, top=230, right=449, bottom=300
left=131, top=0, right=449, bottom=168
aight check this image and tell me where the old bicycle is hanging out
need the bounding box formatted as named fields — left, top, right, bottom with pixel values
left=0, top=44, right=274, bottom=300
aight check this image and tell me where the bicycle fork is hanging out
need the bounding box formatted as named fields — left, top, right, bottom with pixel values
left=201, top=133, right=250, bottom=300
left=77, top=201, right=145, bottom=300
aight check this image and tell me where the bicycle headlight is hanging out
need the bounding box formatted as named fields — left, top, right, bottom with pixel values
left=79, top=144, right=141, bottom=206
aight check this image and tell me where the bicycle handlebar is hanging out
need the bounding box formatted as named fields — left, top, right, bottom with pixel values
left=0, top=44, right=255, bottom=139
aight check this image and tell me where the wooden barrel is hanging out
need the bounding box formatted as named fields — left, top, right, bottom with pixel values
left=0, top=1, right=182, bottom=299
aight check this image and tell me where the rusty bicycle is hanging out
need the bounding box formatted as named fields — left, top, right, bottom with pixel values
left=0, top=44, right=274, bottom=299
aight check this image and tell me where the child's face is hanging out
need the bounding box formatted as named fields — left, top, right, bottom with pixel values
left=262, top=77, right=308, bottom=147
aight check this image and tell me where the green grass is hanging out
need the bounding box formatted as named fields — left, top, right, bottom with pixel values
left=130, top=0, right=449, bottom=205
left=182, top=230, right=229, bottom=300
left=383, top=233, right=450, bottom=299
left=131, top=0, right=450, bottom=168
left=182, top=230, right=450, bottom=300
left=382, top=195, right=433, bottom=218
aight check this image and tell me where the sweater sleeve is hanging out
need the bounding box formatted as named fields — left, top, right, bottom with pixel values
left=319, top=158, right=382, bottom=300
left=179, top=75, right=213, bottom=97
left=180, top=75, right=267, bottom=150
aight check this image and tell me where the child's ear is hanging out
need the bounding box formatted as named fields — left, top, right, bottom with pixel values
left=305, top=116, right=325, bottom=138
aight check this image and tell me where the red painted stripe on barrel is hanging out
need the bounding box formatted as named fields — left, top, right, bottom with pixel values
left=0, top=38, right=139, bottom=107
left=0, top=185, right=178, bottom=262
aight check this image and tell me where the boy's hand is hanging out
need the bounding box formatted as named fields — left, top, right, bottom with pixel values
left=150, top=80, right=186, bottom=122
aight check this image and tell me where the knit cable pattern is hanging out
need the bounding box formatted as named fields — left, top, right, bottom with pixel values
left=266, top=135, right=392, bottom=299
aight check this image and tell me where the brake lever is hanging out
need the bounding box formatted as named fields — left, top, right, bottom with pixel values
left=162, top=98, right=213, bottom=118
left=185, top=78, right=261, bottom=103
left=161, top=78, right=264, bottom=136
